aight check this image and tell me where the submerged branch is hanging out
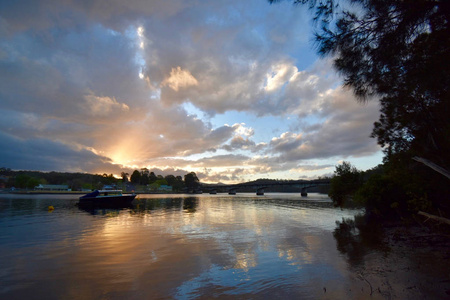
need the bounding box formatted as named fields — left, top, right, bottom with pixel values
left=418, top=211, right=450, bottom=226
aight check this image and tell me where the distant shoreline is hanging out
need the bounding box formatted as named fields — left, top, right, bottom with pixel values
left=1, top=190, right=86, bottom=195
left=0, top=190, right=182, bottom=195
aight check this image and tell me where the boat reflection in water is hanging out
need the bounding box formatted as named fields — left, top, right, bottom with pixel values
left=77, top=202, right=133, bottom=215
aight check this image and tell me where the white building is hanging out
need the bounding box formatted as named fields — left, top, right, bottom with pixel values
left=35, top=184, right=70, bottom=191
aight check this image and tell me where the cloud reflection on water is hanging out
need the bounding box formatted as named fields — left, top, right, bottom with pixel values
left=0, top=193, right=361, bottom=299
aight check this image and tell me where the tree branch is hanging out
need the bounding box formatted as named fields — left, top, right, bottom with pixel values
left=418, top=211, right=450, bottom=226
left=412, top=156, right=450, bottom=180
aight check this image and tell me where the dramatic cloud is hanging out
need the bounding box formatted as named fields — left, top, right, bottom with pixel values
left=162, top=67, right=199, bottom=92
left=267, top=87, right=380, bottom=161
left=0, top=131, right=119, bottom=174
left=0, top=0, right=383, bottom=183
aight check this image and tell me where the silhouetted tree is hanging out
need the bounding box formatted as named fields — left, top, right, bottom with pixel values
left=141, top=173, right=149, bottom=185
left=272, top=0, right=450, bottom=167
left=139, top=168, right=148, bottom=185
left=172, top=175, right=185, bottom=192
left=121, top=172, right=129, bottom=182
left=272, top=0, right=450, bottom=215
left=164, top=175, right=176, bottom=186
left=149, top=172, right=157, bottom=184
left=130, top=170, right=141, bottom=184
left=329, top=161, right=362, bottom=207
left=184, top=172, right=200, bottom=190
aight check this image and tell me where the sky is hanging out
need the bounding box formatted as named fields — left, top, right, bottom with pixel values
left=0, top=0, right=383, bottom=183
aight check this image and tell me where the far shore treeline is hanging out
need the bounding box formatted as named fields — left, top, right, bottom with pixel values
left=0, top=167, right=201, bottom=193
left=0, top=167, right=330, bottom=194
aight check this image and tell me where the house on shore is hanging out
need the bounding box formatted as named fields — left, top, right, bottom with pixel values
left=35, top=184, right=70, bottom=191
left=157, top=185, right=173, bottom=192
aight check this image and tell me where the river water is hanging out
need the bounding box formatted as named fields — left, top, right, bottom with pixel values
left=1, top=193, right=445, bottom=299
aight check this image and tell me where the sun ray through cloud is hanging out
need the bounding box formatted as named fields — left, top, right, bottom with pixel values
left=0, top=0, right=383, bottom=183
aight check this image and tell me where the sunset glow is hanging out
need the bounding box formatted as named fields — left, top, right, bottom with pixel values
left=0, top=0, right=383, bottom=183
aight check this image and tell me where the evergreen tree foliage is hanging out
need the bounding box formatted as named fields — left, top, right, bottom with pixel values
left=141, top=173, right=149, bottom=185
left=272, top=0, right=450, bottom=166
left=272, top=0, right=450, bottom=216
left=149, top=172, right=157, bottom=184
left=164, top=175, right=177, bottom=186
left=130, top=170, right=141, bottom=184
left=329, top=161, right=362, bottom=206
left=184, top=172, right=200, bottom=190
left=121, top=172, right=129, bottom=182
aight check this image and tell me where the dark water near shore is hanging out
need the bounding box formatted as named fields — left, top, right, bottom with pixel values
left=0, top=193, right=447, bottom=299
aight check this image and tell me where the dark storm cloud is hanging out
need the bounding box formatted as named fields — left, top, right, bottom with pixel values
left=0, top=131, right=120, bottom=173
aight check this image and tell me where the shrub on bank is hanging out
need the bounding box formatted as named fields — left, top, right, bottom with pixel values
left=329, top=160, right=443, bottom=221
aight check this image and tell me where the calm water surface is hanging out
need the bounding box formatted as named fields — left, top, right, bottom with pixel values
left=0, top=193, right=368, bottom=299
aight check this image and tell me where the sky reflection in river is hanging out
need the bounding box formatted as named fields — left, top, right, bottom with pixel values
left=0, top=193, right=365, bottom=299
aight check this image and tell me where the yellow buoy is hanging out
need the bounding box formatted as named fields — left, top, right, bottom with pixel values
left=48, top=205, right=55, bottom=211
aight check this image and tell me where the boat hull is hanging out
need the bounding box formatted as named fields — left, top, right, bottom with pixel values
left=78, top=194, right=136, bottom=206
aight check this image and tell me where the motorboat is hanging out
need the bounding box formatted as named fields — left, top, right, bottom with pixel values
left=78, top=189, right=136, bottom=206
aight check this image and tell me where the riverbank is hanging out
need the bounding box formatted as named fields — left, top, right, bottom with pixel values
left=341, top=221, right=450, bottom=299
left=0, top=190, right=183, bottom=195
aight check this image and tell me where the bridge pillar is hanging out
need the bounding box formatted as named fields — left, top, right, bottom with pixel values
left=256, top=188, right=264, bottom=195
left=301, top=188, right=307, bottom=197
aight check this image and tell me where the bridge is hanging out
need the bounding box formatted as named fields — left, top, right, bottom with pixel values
left=200, top=179, right=330, bottom=196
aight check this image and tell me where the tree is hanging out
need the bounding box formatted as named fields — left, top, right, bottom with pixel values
left=148, top=172, right=157, bottom=184
left=121, top=172, right=129, bottom=183
left=82, top=183, right=93, bottom=190
left=141, top=168, right=149, bottom=175
left=329, top=161, right=362, bottom=207
left=130, top=170, right=141, bottom=184
left=26, top=177, right=40, bottom=189
left=184, top=172, right=200, bottom=190
left=172, top=176, right=185, bottom=192
left=148, top=182, right=159, bottom=192
left=271, top=0, right=450, bottom=215
left=279, top=0, right=449, bottom=167
left=69, top=178, right=84, bottom=191
left=140, top=168, right=150, bottom=185
left=155, top=179, right=168, bottom=186
left=141, top=173, right=149, bottom=185
left=164, top=175, right=176, bottom=186
left=15, top=174, right=31, bottom=188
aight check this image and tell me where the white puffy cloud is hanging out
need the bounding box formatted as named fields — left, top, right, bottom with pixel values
left=162, top=66, right=198, bottom=91
left=265, top=86, right=380, bottom=161
left=83, top=94, right=130, bottom=117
